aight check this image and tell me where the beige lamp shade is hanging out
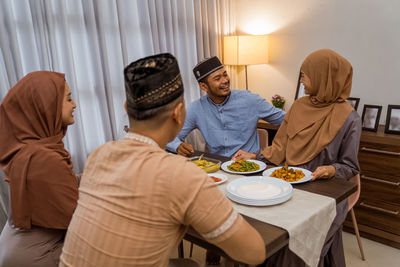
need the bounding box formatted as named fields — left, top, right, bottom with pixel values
left=223, top=35, right=268, bottom=65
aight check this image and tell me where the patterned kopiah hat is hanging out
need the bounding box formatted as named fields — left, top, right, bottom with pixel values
left=124, top=53, right=184, bottom=111
left=193, top=56, right=223, bottom=82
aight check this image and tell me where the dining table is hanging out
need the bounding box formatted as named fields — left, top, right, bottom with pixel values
left=180, top=151, right=358, bottom=266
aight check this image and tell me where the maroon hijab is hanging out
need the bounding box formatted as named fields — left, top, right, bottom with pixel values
left=0, top=71, right=78, bottom=229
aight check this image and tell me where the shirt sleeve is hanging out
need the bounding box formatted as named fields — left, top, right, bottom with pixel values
left=165, top=137, right=182, bottom=153
left=332, top=113, right=362, bottom=179
left=169, top=161, right=242, bottom=243
left=255, top=93, right=286, bottom=126
left=185, top=179, right=243, bottom=243
left=166, top=104, right=198, bottom=152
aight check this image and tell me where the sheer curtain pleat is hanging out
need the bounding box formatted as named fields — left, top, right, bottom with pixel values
left=0, top=57, right=10, bottom=100
left=29, top=1, right=50, bottom=69
left=0, top=1, right=24, bottom=85
left=13, top=2, right=40, bottom=73
left=217, top=0, right=239, bottom=90
left=0, top=0, right=235, bottom=172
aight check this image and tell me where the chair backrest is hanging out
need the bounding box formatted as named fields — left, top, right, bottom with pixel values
left=348, top=173, right=361, bottom=211
left=257, top=128, right=269, bottom=150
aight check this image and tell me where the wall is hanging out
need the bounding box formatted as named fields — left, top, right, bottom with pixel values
left=234, top=0, right=400, bottom=124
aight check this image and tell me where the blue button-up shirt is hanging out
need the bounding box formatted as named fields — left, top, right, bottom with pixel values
left=166, top=90, right=286, bottom=157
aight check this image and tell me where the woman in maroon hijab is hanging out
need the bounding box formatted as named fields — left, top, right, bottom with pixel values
left=0, top=71, right=78, bottom=266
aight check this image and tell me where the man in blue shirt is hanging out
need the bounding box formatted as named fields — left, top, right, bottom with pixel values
left=167, top=56, right=286, bottom=158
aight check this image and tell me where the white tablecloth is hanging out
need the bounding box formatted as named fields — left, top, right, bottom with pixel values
left=216, top=170, right=336, bottom=267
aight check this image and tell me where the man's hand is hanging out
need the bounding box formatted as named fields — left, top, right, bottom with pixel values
left=177, top=142, right=194, bottom=157
left=231, top=150, right=256, bottom=161
left=311, top=165, right=336, bottom=181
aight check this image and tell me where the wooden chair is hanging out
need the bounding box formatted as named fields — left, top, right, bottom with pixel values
left=257, top=128, right=269, bottom=150
left=347, top=174, right=366, bottom=260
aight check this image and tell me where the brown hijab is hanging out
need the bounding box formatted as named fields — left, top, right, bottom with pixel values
left=262, top=49, right=354, bottom=165
left=0, top=71, right=78, bottom=229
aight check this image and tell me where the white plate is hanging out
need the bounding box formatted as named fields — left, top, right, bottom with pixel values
left=226, top=176, right=292, bottom=206
left=221, top=160, right=267, bottom=174
left=226, top=192, right=292, bottom=206
left=262, top=166, right=313, bottom=184
left=208, top=173, right=228, bottom=185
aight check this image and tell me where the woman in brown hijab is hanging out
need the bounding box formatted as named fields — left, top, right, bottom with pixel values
left=233, top=49, right=362, bottom=267
left=0, top=71, right=79, bottom=266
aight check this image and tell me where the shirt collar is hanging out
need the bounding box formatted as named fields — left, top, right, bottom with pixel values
left=124, top=132, right=159, bottom=148
left=206, top=92, right=231, bottom=107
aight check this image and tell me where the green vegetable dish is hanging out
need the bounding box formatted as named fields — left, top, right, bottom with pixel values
left=227, top=160, right=260, bottom=172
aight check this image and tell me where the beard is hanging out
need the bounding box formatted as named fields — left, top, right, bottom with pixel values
left=209, top=81, right=231, bottom=98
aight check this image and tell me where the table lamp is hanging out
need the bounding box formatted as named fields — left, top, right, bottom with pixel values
left=223, top=35, right=268, bottom=90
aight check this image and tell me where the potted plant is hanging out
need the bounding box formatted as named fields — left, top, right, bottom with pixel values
left=271, top=94, right=285, bottom=109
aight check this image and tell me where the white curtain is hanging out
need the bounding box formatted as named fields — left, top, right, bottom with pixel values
left=0, top=168, right=8, bottom=230
left=0, top=0, right=235, bottom=172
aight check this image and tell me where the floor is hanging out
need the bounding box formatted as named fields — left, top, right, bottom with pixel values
left=172, top=232, right=400, bottom=266
left=342, top=232, right=400, bottom=267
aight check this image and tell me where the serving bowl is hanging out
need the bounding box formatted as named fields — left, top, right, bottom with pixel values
left=190, top=156, right=221, bottom=173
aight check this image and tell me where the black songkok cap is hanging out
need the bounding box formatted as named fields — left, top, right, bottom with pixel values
left=193, top=56, right=223, bottom=82
left=124, top=53, right=184, bottom=111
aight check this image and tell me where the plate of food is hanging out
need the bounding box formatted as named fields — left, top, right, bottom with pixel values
left=262, top=166, right=313, bottom=184
left=208, top=173, right=228, bottom=185
left=221, top=159, right=267, bottom=174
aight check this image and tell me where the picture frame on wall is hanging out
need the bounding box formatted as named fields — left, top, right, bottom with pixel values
left=346, top=97, right=360, bottom=111
left=384, top=105, right=400, bottom=134
left=361, top=105, right=382, bottom=132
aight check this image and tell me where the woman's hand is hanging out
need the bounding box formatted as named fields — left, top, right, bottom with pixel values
left=231, top=150, right=256, bottom=161
left=311, top=165, right=336, bottom=181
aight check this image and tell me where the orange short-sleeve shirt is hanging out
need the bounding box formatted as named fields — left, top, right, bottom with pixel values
left=60, top=135, right=241, bottom=267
